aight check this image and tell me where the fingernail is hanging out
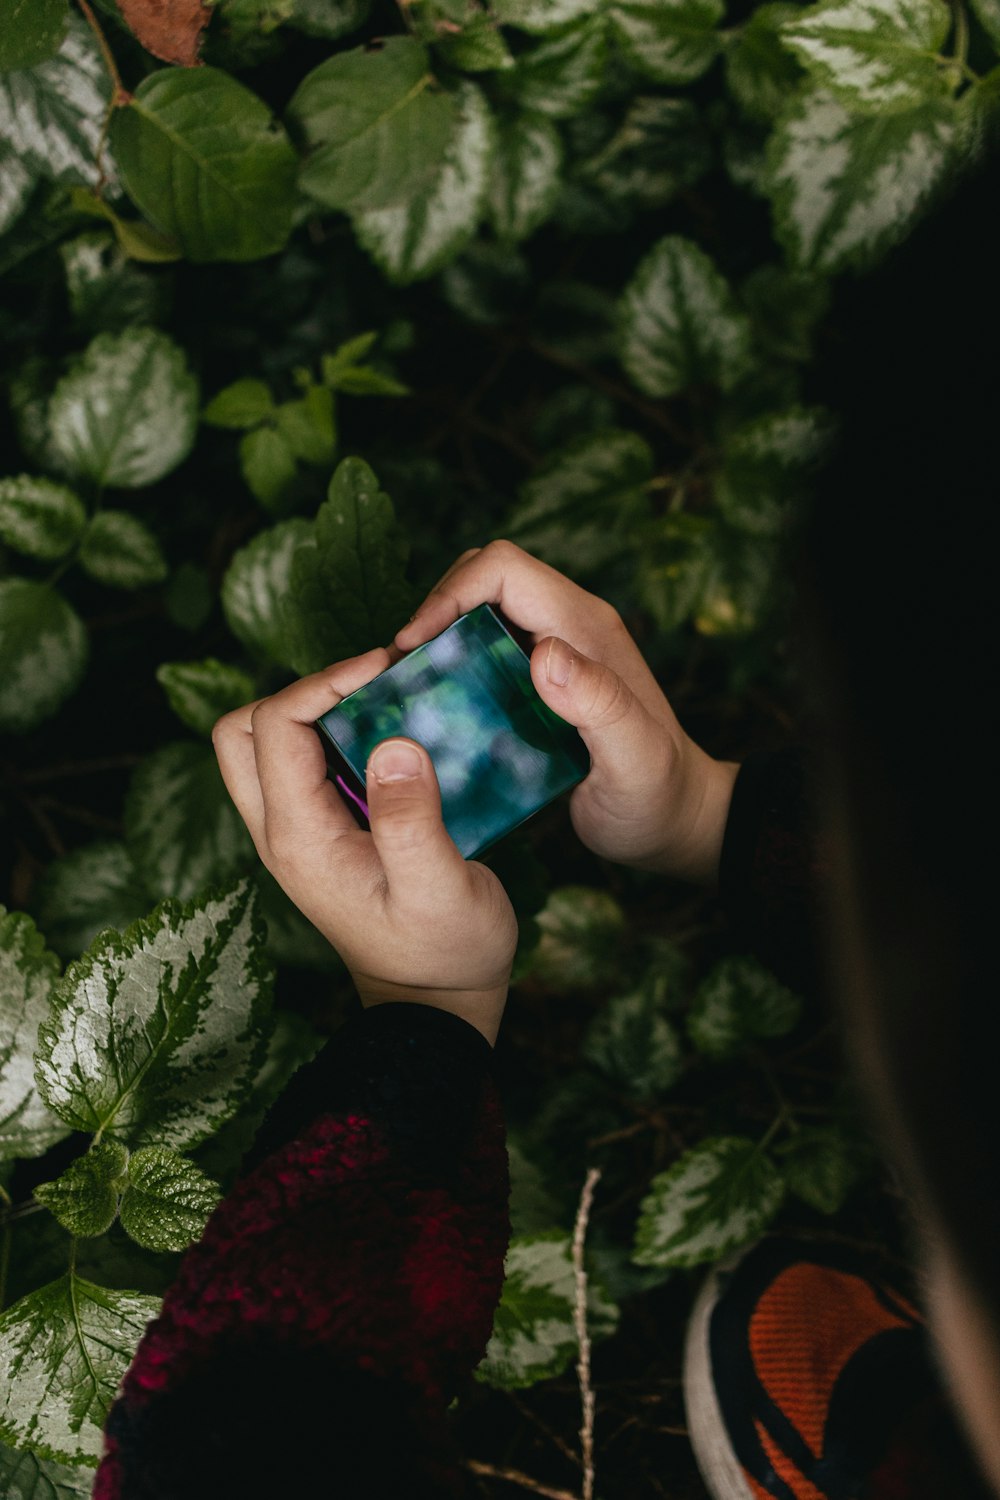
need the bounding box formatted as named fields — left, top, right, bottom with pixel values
left=371, top=741, right=422, bottom=782
left=546, top=637, right=573, bottom=686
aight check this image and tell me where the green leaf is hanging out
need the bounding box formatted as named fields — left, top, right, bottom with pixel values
left=0, top=1443, right=93, bottom=1500
left=289, top=37, right=457, bottom=214
left=437, top=12, right=515, bottom=70
left=119, top=1146, right=221, bottom=1251
left=221, top=516, right=316, bottom=663
left=156, top=658, right=255, bottom=738
left=476, top=1231, right=619, bottom=1389
left=0, top=580, right=88, bottom=736
left=353, top=80, right=494, bottom=284
left=574, top=96, right=712, bottom=214
left=110, top=68, right=298, bottom=262
left=529, top=885, right=627, bottom=992
left=0, top=906, right=70, bottom=1159
left=0, top=16, right=114, bottom=189
left=776, top=1124, right=862, bottom=1214
left=0, top=142, right=37, bottom=235
left=0, top=477, right=86, bottom=561
left=0, top=1275, right=160, bottom=1466
left=494, top=0, right=593, bottom=30
left=582, top=989, right=685, bottom=1101
left=687, top=955, right=802, bottom=1059
left=202, top=378, right=274, bottom=429
left=35, top=878, right=274, bottom=1151
left=78, top=511, right=168, bottom=589
left=714, top=405, right=835, bottom=535
left=765, top=87, right=963, bottom=273
left=279, top=457, right=415, bottom=675
left=488, top=113, right=563, bottom=240
left=0, top=0, right=69, bottom=72
left=324, top=365, right=408, bottom=396
left=506, top=428, right=654, bottom=574
left=34, top=1142, right=128, bottom=1238
left=780, top=0, right=951, bottom=114
left=725, top=3, right=805, bottom=122
left=29, top=841, right=150, bottom=960
left=608, top=0, right=725, bottom=85
left=274, top=386, right=337, bottom=465
left=239, top=425, right=298, bottom=510
left=60, top=230, right=170, bottom=334
left=284, top=0, right=373, bottom=36
left=740, top=264, right=831, bottom=363
left=633, top=1135, right=785, bottom=1268
left=506, top=1138, right=562, bottom=1235
left=47, top=328, right=199, bottom=489
left=123, top=741, right=256, bottom=903
left=969, top=0, right=1000, bottom=49
left=505, top=16, right=607, bottom=118
left=619, top=235, right=753, bottom=398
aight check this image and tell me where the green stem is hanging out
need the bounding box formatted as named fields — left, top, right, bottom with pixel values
left=757, top=1112, right=789, bottom=1155
left=953, top=0, right=969, bottom=75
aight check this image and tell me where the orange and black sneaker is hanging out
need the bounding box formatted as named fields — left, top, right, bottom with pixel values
left=683, top=1236, right=994, bottom=1500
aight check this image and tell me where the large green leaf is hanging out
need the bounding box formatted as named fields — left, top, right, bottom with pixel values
left=34, top=1141, right=128, bottom=1238
left=220, top=516, right=315, bottom=664
left=110, top=68, right=298, bottom=262
left=608, top=0, right=725, bottom=85
left=123, top=741, right=256, bottom=903
left=765, top=86, right=963, bottom=273
left=686, top=954, right=802, bottom=1058
left=35, top=878, right=273, bottom=1151
left=0, top=906, right=70, bottom=1160
left=289, top=37, right=457, bottom=213
left=487, top=113, right=563, bottom=241
left=47, top=328, right=199, bottom=489
left=29, top=841, right=150, bottom=960
left=119, top=1146, right=221, bottom=1251
left=714, top=405, right=836, bottom=535
left=0, top=477, right=87, bottom=561
left=0, top=17, right=114, bottom=188
left=780, top=0, right=951, bottom=114
left=280, top=457, right=415, bottom=675
left=0, top=0, right=69, bottom=73
left=0, top=580, right=88, bottom=735
left=0, top=1443, right=93, bottom=1500
left=633, top=1135, right=785, bottom=1268
left=156, top=658, right=256, bottom=738
left=353, top=81, right=494, bottom=283
left=619, top=235, right=753, bottom=398
left=78, top=510, right=168, bottom=589
left=476, top=1231, right=619, bottom=1389
left=0, top=1275, right=160, bottom=1466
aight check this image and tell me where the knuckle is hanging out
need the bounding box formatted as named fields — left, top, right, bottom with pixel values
left=586, top=666, right=634, bottom=728
left=485, top=538, right=525, bottom=565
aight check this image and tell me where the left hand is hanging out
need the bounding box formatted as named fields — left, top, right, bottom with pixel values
left=212, top=647, right=518, bottom=1045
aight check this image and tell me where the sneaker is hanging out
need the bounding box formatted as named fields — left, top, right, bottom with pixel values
left=683, top=1235, right=994, bottom=1500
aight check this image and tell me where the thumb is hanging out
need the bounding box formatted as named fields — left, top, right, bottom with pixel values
left=366, top=738, right=467, bottom=903
left=533, top=636, right=657, bottom=769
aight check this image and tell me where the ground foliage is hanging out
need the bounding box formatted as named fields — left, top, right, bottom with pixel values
left=1, top=0, right=997, bottom=1492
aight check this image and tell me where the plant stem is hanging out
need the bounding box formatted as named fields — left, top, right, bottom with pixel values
left=76, top=0, right=128, bottom=101
left=573, top=1166, right=602, bottom=1500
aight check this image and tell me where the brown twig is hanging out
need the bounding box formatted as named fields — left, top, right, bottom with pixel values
left=508, top=1393, right=583, bottom=1471
left=572, top=1166, right=602, bottom=1500
left=465, top=1460, right=579, bottom=1500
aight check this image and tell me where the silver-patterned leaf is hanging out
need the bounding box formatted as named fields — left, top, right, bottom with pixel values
left=0, top=144, right=37, bottom=236
left=119, top=1145, right=221, bottom=1252
left=47, top=328, right=199, bottom=489
left=724, top=2, right=805, bottom=122
left=777, top=1124, right=863, bottom=1214
left=505, top=16, right=607, bottom=118
left=487, top=113, right=564, bottom=241
left=687, top=955, right=803, bottom=1058
left=0, top=1442, right=93, bottom=1500
left=582, top=989, right=685, bottom=1101
left=34, top=878, right=273, bottom=1151
left=619, top=234, right=753, bottom=397
left=156, top=658, right=256, bottom=739
left=0, top=580, right=88, bottom=736
left=476, top=1232, right=619, bottom=1389
left=285, top=0, right=373, bottom=36
left=608, top=0, right=725, bottom=85
left=221, top=517, right=315, bottom=663
left=0, top=1275, right=159, bottom=1466
left=780, top=0, right=951, bottom=114
left=495, top=0, right=594, bottom=30
left=78, top=511, right=168, bottom=589
left=529, top=886, right=627, bottom=992
left=29, top=840, right=150, bottom=960
left=0, top=906, right=70, bottom=1159
left=123, top=741, right=255, bottom=903
left=353, top=81, right=494, bottom=284
left=633, top=1135, right=785, bottom=1268
left=0, top=477, right=87, bottom=561
left=0, top=16, right=115, bottom=189
left=714, top=405, right=836, bottom=535
left=34, top=1141, right=128, bottom=1238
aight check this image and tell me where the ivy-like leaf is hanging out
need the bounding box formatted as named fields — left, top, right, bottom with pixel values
left=110, top=68, right=298, bottom=262
left=34, top=1142, right=128, bottom=1238
left=765, top=86, right=962, bottom=273
left=34, top=878, right=274, bottom=1151
left=608, top=0, right=725, bottom=85
left=619, top=235, right=753, bottom=398
left=0, top=477, right=86, bottom=561
left=0, top=580, right=88, bottom=736
left=575, top=96, right=712, bottom=215
left=156, top=658, right=255, bottom=738
left=505, top=16, right=607, bottom=118
left=353, top=81, right=494, bottom=284
left=488, top=113, right=564, bottom=241
left=780, top=0, right=951, bottom=114
left=119, top=1146, right=221, bottom=1251
left=0, top=906, right=70, bottom=1160
left=476, top=1231, right=619, bottom=1389
left=202, top=377, right=274, bottom=429
left=714, top=405, right=836, bottom=535
left=0, top=0, right=69, bottom=72
left=437, top=12, right=515, bottom=70
left=47, top=328, right=199, bottom=489
left=289, top=37, right=457, bottom=213
left=123, top=742, right=256, bottom=902
left=529, top=886, right=627, bottom=992
left=220, top=516, right=316, bottom=664
left=0, top=1275, right=160, bottom=1466
left=582, top=989, right=685, bottom=1101
left=78, top=511, right=168, bottom=589
left=725, top=3, right=805, bottom=121
left=633, top=1135, right=785, bottom=1268
left=280, top=457, right=415, bottom=675
left=59, top=230, right=169, bottom=334
left=776, top=1124, right=864, bottom=1214
left=0, top=17, right=114, bottom=189
left=0, top=1443, right=93, bottom=1500
left=687, top=955, right=802, bottom=1059
left=29, top=841, right=150, bottom=960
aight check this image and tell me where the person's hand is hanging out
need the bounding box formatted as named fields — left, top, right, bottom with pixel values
left=390, top=540, right=739, bottom=887
left=211, top=649, right=518, bottom=1045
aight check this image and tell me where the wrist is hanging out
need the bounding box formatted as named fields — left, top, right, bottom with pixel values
left=642, top=749, right=740, bottom=887
left=353, top=978, right=510, bottom=1047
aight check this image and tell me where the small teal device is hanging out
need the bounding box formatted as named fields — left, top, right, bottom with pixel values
left=314, top=603, right=591, bottom=859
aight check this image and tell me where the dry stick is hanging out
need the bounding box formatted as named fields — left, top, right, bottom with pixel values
left=573, top=1166, right=602, bottom=1500
left=466, top=1460, right=579, bottom=1500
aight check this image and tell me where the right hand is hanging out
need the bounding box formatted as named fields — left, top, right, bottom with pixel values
left=389, top=540, right=739, bottom=887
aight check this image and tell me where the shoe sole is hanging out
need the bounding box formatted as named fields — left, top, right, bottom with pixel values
left=683, top=1254, right=758, bottom=1500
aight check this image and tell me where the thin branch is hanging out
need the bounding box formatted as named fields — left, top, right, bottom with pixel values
left=573, top=1166, right=602, bottom=1500
left=75, top=0, right=128, bottom=101
left=465, top=1460, right=579, bottom=1500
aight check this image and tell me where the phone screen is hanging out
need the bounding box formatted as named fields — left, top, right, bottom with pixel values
left=315, top=603, right=591, bottom=859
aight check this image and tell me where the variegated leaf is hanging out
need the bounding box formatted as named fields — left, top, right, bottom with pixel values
left=495, top=0, right=594, bottom=31
left=505, top=15, right=607, bottom=118
left=608, top=0, right=725, bottom=85
left=0, top=144, right=37, bottom=236
left=0, top=580, right=88, bottom=736
left=29, top=841, right=149, bottom=960
left=529, top=885, right=627, bottom=991
left=0, top=16, right=115, bottom=189
left=0, top=906, right=70, bottom=1159
left=687, top=955, right=802, bottom=1058
left=633, top=1135, right=785, bottom=1267
left=34, top=1142, right=128, bottom=1238
left=777, top=1124, right=864, bottom=1214
left=156, top=658, right=256, bottom=739
left=119, top=1146, right=221, bottom=1251
left=582, top=988, right=685, bottom=1101
left=780, top=0, right=951, bottom=114
left=0, top=1442, right=93, bottom=1500
left=78, top=511, right=168, bottom=589
left=0, top=477, right=87, bottom=561
left=714, top=405, right=836, bottom=535
left=220, top=516, right=315, bottom=664
left=488, top=114, right=563, bottom=241
left=34, top=879, right=273, bottom=1151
